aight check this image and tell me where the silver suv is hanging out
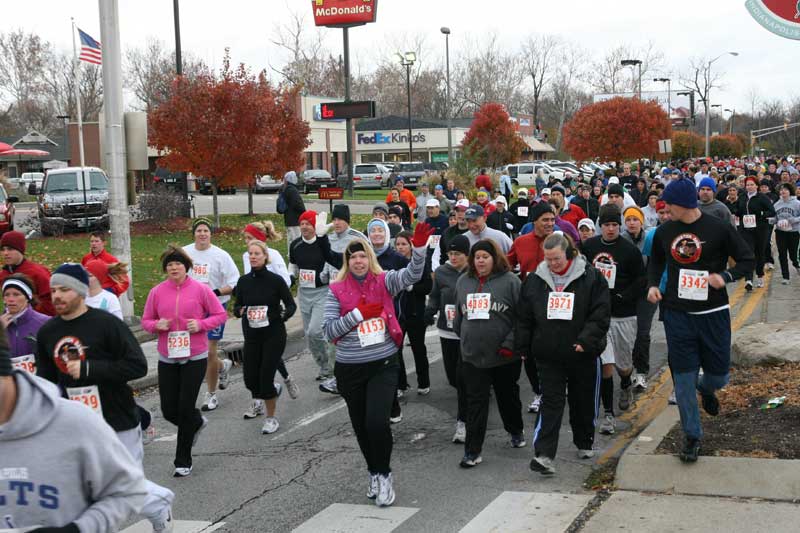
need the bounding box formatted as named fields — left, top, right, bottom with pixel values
left=38, top=167, right=110, bottom=235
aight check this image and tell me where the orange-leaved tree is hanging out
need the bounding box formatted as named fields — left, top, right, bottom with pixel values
left=562, top=97, right=671, bottom=161
left=461, top=103, right=529, bottom=170
left=149, top=51, right=310, bottom=227
left=671, top=131, right=704, bottom=160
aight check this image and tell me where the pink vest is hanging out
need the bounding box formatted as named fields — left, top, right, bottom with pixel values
left=329, top=272, right=404, bottom=348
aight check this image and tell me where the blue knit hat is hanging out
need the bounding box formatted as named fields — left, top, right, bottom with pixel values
left=697, top=177, right=717, bottom=193
left=662, top=178, right=698, bottom=209
left=50, top=263, right=89, bottom=298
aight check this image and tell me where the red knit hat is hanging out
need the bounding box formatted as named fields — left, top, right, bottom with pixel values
left=84, top=259, right=111, bottom=287
left=744, top=176, right=759, bottom=188
left=655, top=200, right=667, bottom=211
left=0, top=231, right=26, bottom=254
left=298, top=210, right=317, bottom=227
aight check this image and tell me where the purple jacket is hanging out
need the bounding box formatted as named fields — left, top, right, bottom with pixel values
left=7, top=306, right=50, bottom=358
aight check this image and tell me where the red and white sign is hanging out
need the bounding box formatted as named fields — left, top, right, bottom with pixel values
left=312, top=0, right=378, bottom=27
left=745, top=0, right=800, bottom=40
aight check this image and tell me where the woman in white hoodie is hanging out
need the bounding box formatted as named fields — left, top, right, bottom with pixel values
left=773, top=182, right=800, bottom=284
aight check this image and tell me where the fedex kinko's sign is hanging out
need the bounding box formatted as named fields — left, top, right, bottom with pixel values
left=312, top=0, right=378, bottom=27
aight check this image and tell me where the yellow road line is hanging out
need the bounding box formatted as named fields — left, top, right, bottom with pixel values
left=597, top=272, right=768, bottom=465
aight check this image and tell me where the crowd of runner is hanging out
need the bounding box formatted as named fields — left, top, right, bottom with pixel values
left=0, top=156, right=796, bottom=529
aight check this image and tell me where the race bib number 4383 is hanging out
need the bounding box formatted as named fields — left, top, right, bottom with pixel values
left=466, top=293, right=491, bottom=320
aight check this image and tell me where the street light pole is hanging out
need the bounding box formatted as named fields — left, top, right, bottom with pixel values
left=654, top=77, right=671, bottom=119
left=173, top=0, right=191, bottom=215
left=441, top=27, right=452, bottom=166
left=711, top=104, right=722, bottom=139
left=725, top=108, right=735, bottom=135
left=398, top=52, right=416, bottom=161
left=704, top=52, right=739, bottom=158
left=621, top=59, right=642, bottom=98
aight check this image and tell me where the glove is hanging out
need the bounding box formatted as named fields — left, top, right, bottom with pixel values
left=505, top=223, right=514, bottom=230
left=315, top=211, right=333, bottom=237
left=498, top=347, right=514, bottom=359
left=31, top=525, right=80, bottom=533
left=410, top=221, right=435, bottom=247
left=356, top=303, right=383, bottom=320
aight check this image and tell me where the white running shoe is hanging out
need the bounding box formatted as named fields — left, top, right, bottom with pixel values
left=765, top=262, right=774, bottom=271
left=756, top=277, right=765, bottom=288
left=173, top=466, right=193, bottom=478
left=417, top=387, right=431, bottom=396
left=152, top=506, right=174, bottom=532
left=633, top=373, right=648, bottom=392
left=366, top=473, right=379, bottom=499
left=201, top=392, right=218, bottom=412
left=781, top=279, right=791, bottom=285
left=218, top=359, right=233, bottom=390
left=243, top=400, right=265, bottom=419
left=375, top=473, right=396, bottom=507
left=319, top=377, right=338, bottom=394
left=274, top=382, right=283, bottom=397
left=285, top=376, right=300, bottom=399
left=599, top=414, right=616, bottom=435
left=452, top=421, right=466, bottom=444
left=193, top=416, right=208, bottom=446
left=668, top=390, right=677, bottom=405
left=528, top=394, right=542, bottom=413
left=389, top=412, right=403, bottom=424
left=577, top=448, right=595, bottom=459
left=261, top=417, right=280, bottom=434
left=529, top=455, right=555, bottom=476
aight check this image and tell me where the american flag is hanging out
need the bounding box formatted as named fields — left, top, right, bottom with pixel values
left=78, top=28, right=101, bottom=65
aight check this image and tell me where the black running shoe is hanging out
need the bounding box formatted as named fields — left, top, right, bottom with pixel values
left=701, top=393, right=720, bottom=416
left=679, top=437, right=701, bottom=463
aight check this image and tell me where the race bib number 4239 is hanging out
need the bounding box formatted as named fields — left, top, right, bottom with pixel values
left=678, top=269, right=709, bottom=301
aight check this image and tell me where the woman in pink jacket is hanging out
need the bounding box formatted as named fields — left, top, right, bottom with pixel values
left=142, top=244, right=227, bottom=477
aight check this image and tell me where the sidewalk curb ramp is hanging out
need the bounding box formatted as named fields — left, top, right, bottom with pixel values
left=616, top=405, right=800, bottom=501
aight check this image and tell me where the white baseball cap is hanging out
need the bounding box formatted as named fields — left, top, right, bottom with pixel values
left=425, top=198, right=440, bottom=208
left=608, top=176, right=620, bottom=185
left=494, top=195, right=507, bottom=205
left=456, top=199, right=470, bottom=210
left=577, top=218, right=595, bottom=231
left=541, top=188, right=551, bottom=196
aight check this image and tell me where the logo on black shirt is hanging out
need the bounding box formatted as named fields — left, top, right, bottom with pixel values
left=670, top=233, right=703, bottom=264
left=592, top=252, right=616, bottom=266
left=53, top=336, right=86, bottom=374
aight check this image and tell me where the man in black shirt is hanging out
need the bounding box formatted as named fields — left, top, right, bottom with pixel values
left=648, top=178, right=754, bottom=463
left=36, top=263, right=175, bottom=531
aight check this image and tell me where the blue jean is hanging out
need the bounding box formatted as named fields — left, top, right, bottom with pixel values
left=673, top=371, right=729, bottom=440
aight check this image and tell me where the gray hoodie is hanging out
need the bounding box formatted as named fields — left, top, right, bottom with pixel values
left=774, top=197, right=800, bottom=233
left=454, top=271, right=521, bottom=368
left=0, top=371, right=146, bottom=531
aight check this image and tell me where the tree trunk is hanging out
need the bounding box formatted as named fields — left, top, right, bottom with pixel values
left=247, top=184, right=254, bottom=216
left=212, top=178, right=220, bottom=229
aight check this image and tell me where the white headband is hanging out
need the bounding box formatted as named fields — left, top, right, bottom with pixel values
left=2, top=278, right=33, bottom=300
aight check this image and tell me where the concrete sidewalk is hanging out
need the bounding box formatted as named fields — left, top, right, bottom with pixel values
left=130, top=300, right=306, bottom=391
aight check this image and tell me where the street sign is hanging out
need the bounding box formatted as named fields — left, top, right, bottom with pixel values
left=658, top=139, right=673, bottom=154
left=318, top=187, right=344, bottom=200
left=312, top=0, right=379, bottom=28
left=319, top=101, right=376, bottom=120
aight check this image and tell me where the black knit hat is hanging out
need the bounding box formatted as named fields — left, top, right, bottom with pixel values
left=607, top=184, right=625, bottom=197
left=332, top=204, right=351, bottom=223
left=529, top=201, right=554, bottom=222
left=161, top=245, right=193, bottom=272
left=598, top=203, right=622, bottom=226
left=470, top=239, right=498, bottom=259
left=448, top=234, right=470, bottom=255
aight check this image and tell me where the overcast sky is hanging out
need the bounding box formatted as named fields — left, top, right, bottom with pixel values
left=6, top=0, right=798, bottom=117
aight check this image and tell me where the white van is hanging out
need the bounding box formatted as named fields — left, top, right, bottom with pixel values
left=502, top=163, right=565, bottom=187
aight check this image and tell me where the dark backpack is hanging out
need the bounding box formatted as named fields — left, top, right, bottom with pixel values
left=276, top=189, right=288, bottom=214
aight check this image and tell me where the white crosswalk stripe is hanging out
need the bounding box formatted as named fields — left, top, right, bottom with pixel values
left=121, top=520, right=225, bottom=533
left=459, top=491, right=593, bottom=532
left=292, top=503, right=419, bottom=532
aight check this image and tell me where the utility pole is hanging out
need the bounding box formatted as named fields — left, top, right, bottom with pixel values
left=98, top=0, right=134, bottom=319
left=344, top=28, right=354, bottom=197
left=441, top=27, right=452, bottom=166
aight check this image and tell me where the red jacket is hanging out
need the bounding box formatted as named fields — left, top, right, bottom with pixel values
left=385, top=188, right=417, bottom=212
left=475, top=174, right=492, bottom=191
left=506, top=232, right=547, bottom=281
left=477, top=198, right=496, bottom=216
left=558, top=204, right=587, bottom=232
left=81, top=249, right=130, bottom=296
left=0, top=259, right=55, bottom=315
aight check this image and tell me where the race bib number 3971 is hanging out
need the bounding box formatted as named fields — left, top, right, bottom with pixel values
left=547, top=292, right=574, bottom=320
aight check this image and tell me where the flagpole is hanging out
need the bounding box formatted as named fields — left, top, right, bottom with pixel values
left=71, top=18, right=86, bottom=167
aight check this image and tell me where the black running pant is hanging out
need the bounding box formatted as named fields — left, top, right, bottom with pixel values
left=397, top=320, right=430, bottom=390
left=158, top=358, right=207, bottom=469
left=523, top=355, right=541, bottom=395
left=461, top=360, right=523, bottom=456
left=441, top=337, right=466, bottom=422
left=336, top=355, right=399, bottom=475
left=775, top=230, right=800, bottom=280
left=243, top=322, right=287, bottom=400
left=533, top=357, right=599, bottom=459
left=741, top=226, right=770, bottom=279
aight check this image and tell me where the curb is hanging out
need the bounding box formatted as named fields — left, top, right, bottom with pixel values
left=616, top=405, right=800, bottom=501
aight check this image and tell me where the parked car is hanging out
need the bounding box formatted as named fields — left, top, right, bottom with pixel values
left=37, top=167, right=109, bottom=236
left=352, top=164, right=389, bottom=189
left=254, top=175, right=282, bottom=194
left=301, top=169, right=335, bottom=193
left=501, top=162, right=565, bottom=187
left=385, top=161, right=425, bottom=188
left=20, top=172, right=45, bottom=194
left=423, top=162, right=449, bottom=173
left=0, top=184, right=18, bottom=235
left=153, top=167, right=183, bottom=189
left=196, top=177, right=236, bottom=195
